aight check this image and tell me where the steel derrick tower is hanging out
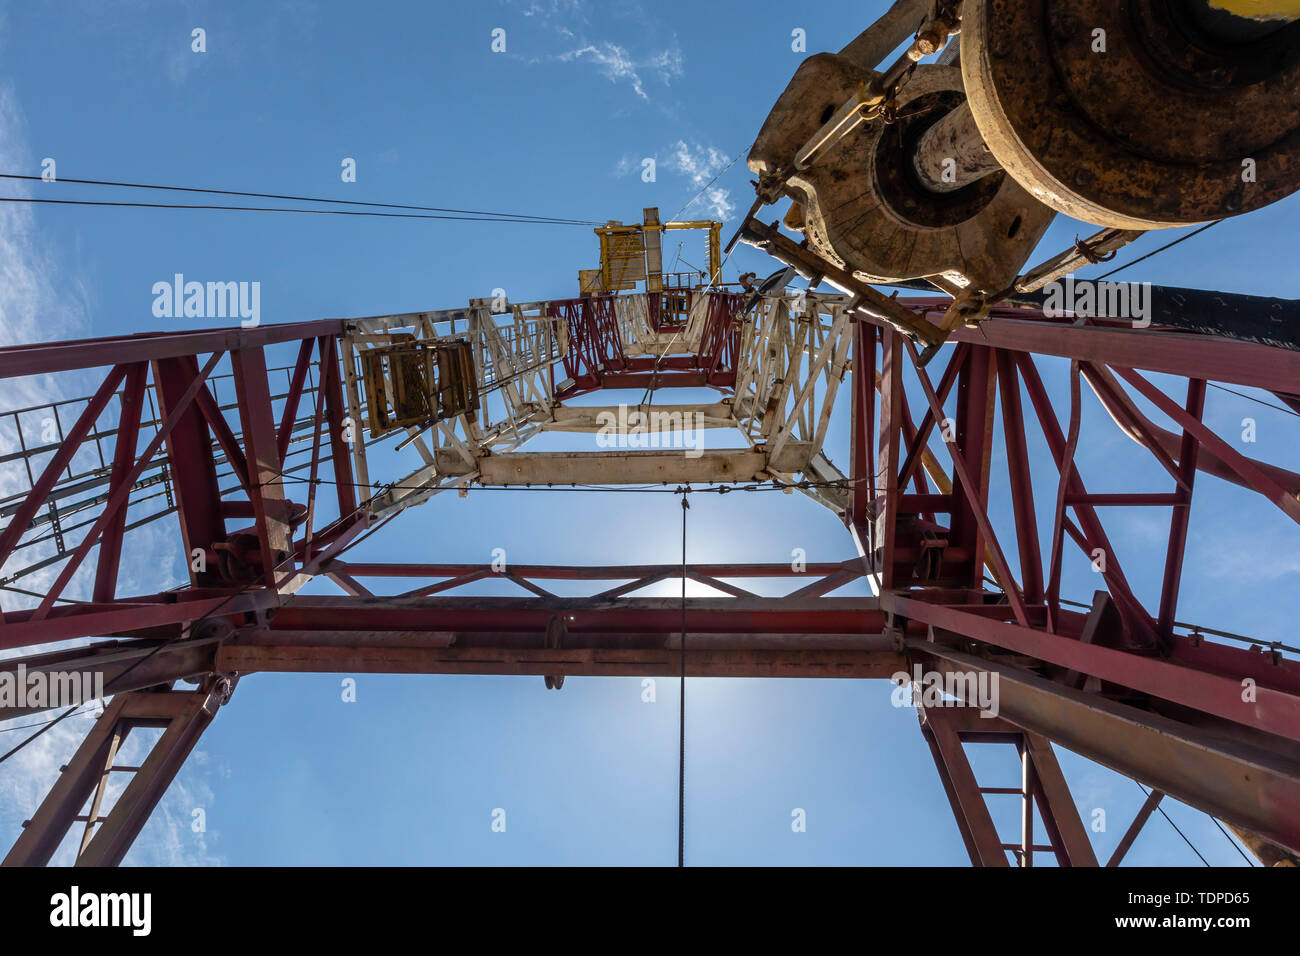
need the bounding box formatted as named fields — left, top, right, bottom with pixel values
left=4, top=0, right=1300, bottom=866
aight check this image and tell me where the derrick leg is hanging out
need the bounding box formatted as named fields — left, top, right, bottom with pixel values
left=3, top=678, right=234, bottom=867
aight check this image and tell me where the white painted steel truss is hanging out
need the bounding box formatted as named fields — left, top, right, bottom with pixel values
left=342, top=290, right=855, bottom=520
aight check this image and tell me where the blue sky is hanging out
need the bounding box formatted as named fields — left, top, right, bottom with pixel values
left=0, top=0, right=1296, bottom=866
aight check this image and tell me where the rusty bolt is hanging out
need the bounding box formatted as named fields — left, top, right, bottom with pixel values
left=916, top=34, right=943, bottom=56
left=915, top=18, right=954, bottom=55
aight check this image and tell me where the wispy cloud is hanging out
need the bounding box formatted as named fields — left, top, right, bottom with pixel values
left=521, top=0, right=588, bottom=21
left=513, top=0, right=683, bottom=103
left=0, top=708, right=225, bottom=866
left=665, top=140, right=737, bottom=220
left=610, top=139, right=740, bottom=220
left=0, top=82, right=90, bottom=608
left=530, top=40, right=683, bottom=102
left=556, top=42, right=682, bottom=101
left=0, top=80, right=217, bottom=867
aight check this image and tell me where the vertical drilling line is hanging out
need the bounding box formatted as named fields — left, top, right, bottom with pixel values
left=679, top=488, right=689, bottom=867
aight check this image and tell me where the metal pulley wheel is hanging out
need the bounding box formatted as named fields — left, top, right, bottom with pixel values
left=961, top=0, right=1300, bottom=228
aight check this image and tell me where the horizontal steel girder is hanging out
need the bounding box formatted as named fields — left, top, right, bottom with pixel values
left=0, top=595, right=903, bottom=718
left=259, top=595, right=886, bottom=636
left=0, top=321, right=345, bottom=378
left=328, top=560, right=863, bottom=581
left=217, top=638, right=902, bottom=680
left=943, top=314, right=1300, bottom=393
left=0, top=635, right=220, bottom=720
left=464, top=447, right=814, bottom=484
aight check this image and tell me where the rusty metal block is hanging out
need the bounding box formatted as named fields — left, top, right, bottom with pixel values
left=748, top=57, right=1055, bottom=295
left=361, top=339, right=478, bottom=435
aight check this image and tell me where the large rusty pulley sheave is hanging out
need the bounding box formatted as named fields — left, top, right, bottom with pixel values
left=962, top=0, right=1300, bottom=228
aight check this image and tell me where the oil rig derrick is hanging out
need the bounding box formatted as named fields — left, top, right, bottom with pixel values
left=3, top=0, right=1300, bottom=867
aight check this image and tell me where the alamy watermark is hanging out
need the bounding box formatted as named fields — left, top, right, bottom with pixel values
left=1042, top=275, right=1150, bottom=328
left=50, top=886, right=151, bottom=936
left=0, top=665, right=103, bottom=710
left=595, top=405, right=705, bottom=458
left=890, top=665, right=1000, bottom=717
left=152, top=274, right=260, bottom=327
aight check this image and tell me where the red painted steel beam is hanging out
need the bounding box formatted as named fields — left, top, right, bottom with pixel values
left=905, top=341, right=1029, bottom=625
left=621, top=356, right=699, bottom=372
left=75, top=683, right=231, bottom=867
left=154, top=353, right=226, bottom=589
left=697, top=292, right=744, bottom=384
left=919, top=707, right=1009, bottom=865
left=1015, top=354, right=1156, bottom=645
left=849, top=321, right=875, bottom=546
left=948, top=345, right=996, bottom=593
left=32, top=352, right=225, bottom=620
left=193, top=379, right=252, bottom=490
left=945, top=313, right=1300, bottom=393
left=330, top=561, right=861, bottom=581
left=277, top=338, right=314, bottom=464
left=1115, top=365, right=1300, bottom=524
left=1083, top=361, right=1299, bottom=496
left=318, top=335, right=358, bottom=518
left=1080, top=363, right=1190, bottom=490
left=91, top=363, right=148, bottom=603
left=264, top=595, right=888, bottom=636
left=1044, top=361, right=1083, bottom=631
left=299, top=339, right=331, bottom=560
left=0, top=590, right=278, bottom=651
left=1, top=325, right=358, bottom=652
left=218, top=635, right=902, bottom=680
left=888, top=595, right=1300, bottom=742
left=593, top=371, right=713, bottom=389
left=914, top=643, right=1300, bottom=855
left=232, top=347, right=294, bottom=586
left=1, top=693, right=137, bottom=866
left=995, top=351, right=1044, bottom=604
left=0, top=636, right=221, bottom=719
left=919, top=716, right=984, bottom=865
left=1107, top=789, right=1164, bottom=866
left=1022, top=734, right=1099, bottom=866
left=2, top=680, right=233, bottom=867
left=1157, top=378, right=1205, bottom=644
left=876, top=331, right=905, bottom=588
left=894, top=375, right=935, bottom=507
left=0, top=603, right=902, bottom=717
left=919, top=707, right=1099, bottom=866
left=896, top=342, right=968, bottom=494
left=0, top=365, right=127, bottom=573
left=0, top=320, right=346, bottom=378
